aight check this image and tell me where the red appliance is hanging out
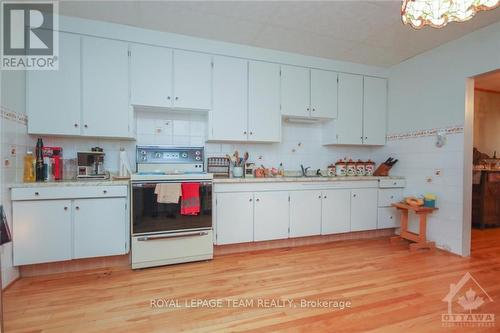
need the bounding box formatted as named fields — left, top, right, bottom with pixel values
left=42, top=147, right=63, bottom=181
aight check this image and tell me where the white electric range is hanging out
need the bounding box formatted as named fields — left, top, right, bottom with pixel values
left=131, top=146, right=213, bottom=269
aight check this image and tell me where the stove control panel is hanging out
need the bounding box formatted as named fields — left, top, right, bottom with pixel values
left=136, top=146, right=204, bottom=165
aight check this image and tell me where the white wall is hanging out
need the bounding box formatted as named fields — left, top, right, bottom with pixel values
left=376, top=21, right=500, bottom=255
left=0, top=70, right=28, bottom=287
left=473, top=90, right=500, bottom=157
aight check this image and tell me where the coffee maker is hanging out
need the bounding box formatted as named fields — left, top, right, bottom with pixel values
left=77, top=147, right=108, bottom=179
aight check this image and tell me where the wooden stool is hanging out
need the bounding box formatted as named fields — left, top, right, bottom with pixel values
left=390, top=203, right=438, bottom=251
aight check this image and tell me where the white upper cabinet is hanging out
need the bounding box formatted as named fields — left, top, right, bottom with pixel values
left=27, top=32, right=81, bottom=136
left=173, top=50, right=212, bottom=110
left=335, top=73, right=364, bottom=144
left=363, top=77, right=387, bottom=145
left=310, top=69, right=338, bottom=119
left=280, top=65, right=310, bottom=118
left=210, top=56, right=248, bottom=141
left=82, top=36, right=131, bottom=138
left=281, top=66, right=337, bottom=120
left=248, top=61, right=281, bottom=142
left=130, top=44, right=173, bottom=108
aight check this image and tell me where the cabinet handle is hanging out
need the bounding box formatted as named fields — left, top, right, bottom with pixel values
left=175, top=97, right=179, bottom=100
left=256, top=198, right=260, bottom=202
left=249, top=198, right=252, bottom=202
left=84, top=124, right=88, bottom=128
left=318, top=195, right=322, bottom=199
left=75, top=206, right=80, bottom=210
left=74, top=123, right=78, bottom=128
left=243, top=131, right=247, bottom=135
left=365, top=137, right=368, bottom=140
left=103, top=190, right=107, bottom=194
left=390, top=216, right=393, bottom=219
left=353, top=194, right=357, bottom=198
left=306, top=107, right=310, bottom=111
left=34, top=192, right=39, bottom=196
left=250, top=131, right=253, bottom=135
left=64, top=207, right=68, bottom=211
left=167, top=96, right=171, bottom=100
left=390, top=195, right=394, bottom=199
left=312, top=108, right=316, bottom=112
left=323, top=196, right=327, bottom=199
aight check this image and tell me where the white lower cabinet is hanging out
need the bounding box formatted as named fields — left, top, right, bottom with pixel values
left=289, top=190, right=322, bottom=237
left=377, top=207, right=400, bottom=229
left=351, top=189, right=378, bottom=232
left=12, top=186, right=129, bottom=266
left=377, top=187, right=404, bottom=229
left=13, top=200, right=73, bottom=265
left=73, top=198, right=127, bottom=259
left=215, top=192, right=254, bottom=244
left=254, top=191, right=289, bottom=241
left=321, top=189, right=351, bottom=234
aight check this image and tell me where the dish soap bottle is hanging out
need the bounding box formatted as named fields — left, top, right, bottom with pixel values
left=23, top=151, right=35, bottom=182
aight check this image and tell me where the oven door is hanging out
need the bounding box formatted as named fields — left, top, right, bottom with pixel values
left=132, top=181, right=212, bottom=235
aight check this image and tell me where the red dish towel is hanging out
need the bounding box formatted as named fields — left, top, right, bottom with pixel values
left=181, top=183, right=200, bottom=215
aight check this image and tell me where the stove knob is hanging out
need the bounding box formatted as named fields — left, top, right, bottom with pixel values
left=141, top=156, right=147, bottom=161
left=182, top=152, right=188, bottom=158
left=155, top=152, right=161, bottom=158
left=141, top=150, right=147, bottom=155
left=195, top=156, right=201, bottom=161
left=195, top=151, right=201, bottom=155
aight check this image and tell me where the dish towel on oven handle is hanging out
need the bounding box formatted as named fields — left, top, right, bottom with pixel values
left=154, top=183, right=181, bottom=204
left=181, top=183, right=201, bottom=215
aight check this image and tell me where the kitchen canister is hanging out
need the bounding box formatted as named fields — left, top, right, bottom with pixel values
left=346, top=159, right=356, bottom=176
left=232, top=166, right=244, bottom=178
left=355, top=160, right=366, bottom=176
left=335, top=160, right=347, bottom=177
left=365, top=160, right=375, bottom=176
left=327, top=164, right=336, bottom=176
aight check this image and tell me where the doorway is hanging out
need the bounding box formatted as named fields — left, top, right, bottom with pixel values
left=468, top=70, right=500, bottom=254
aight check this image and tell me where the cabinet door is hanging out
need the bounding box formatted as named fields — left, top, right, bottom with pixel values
left=321, top=189, right=351, bottom=234
left=13, top=200, right=72, bottom=265
left=130, top=44, right=173, bottom=108
left=73, top=198, right=127, bottom=259
left=210, top=56, right=248, bottom=141
left=215, top=192, right=253, bottom=244
left=351, top=188, right=378, bottom=231
left=254, top=191, right=289, bottom=241
left=289, top=191, right=322, bottom=237
left=377, top=207, right=400, bottom=229
left=280, top=65, right=310, bottom=118
left=173, top=50, right=212, bottom=110
left=82, top=36, right=131, bottom=138
left=311, top=69, right=338, bottom=119
left=248, top=61, right=281, bottom=142
left=363, top=77, right=387, bottom=145
left=27, top=32, right=81, bottom=136
left=335, top=73, right=363, bottom=144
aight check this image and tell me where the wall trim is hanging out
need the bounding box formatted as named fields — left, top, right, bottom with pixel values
left=386, top=124, right=464, bottom=141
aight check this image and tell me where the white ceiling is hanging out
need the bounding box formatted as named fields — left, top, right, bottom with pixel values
left=58, top=1, right=500, bottom=67
left=475, top=70, right=500, bottom=93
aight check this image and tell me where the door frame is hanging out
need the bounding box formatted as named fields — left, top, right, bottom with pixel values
left=462, top=78, right=474, bottom=257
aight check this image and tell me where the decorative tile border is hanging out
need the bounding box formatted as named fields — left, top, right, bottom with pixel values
left=386, top=125, right=464, bottom=141
left=0, top=105, right=28, bottom=126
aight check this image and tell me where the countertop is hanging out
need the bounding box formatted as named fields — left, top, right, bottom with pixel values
left=213, top=176, right=404, bottom=184
left=9, top=179, right=130, bottom=188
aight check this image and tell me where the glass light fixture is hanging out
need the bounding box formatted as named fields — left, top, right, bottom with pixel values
left=401, top=0, right=500, bottom=29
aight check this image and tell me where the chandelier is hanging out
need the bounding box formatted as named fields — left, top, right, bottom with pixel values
left=401, top=0, right=500, bottom=29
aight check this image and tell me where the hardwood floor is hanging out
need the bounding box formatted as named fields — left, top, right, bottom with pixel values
left=4, top=229, right=500, bottom=332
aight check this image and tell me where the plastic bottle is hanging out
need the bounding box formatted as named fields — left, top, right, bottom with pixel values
left=35, top=138, right=44, bottom=182
left=23, top=151, right=35, bottom=182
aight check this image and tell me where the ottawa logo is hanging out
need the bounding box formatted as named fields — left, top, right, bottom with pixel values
left=441, top=272, right=495, bottom=327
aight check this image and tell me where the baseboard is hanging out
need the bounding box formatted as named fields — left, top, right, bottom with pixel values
left=214, top=228, right=395, bottom=256
left=19, top=254, right=130, bottom=278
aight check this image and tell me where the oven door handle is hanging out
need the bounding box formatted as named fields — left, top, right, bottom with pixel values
left=136, top=231, right=209, bottom=241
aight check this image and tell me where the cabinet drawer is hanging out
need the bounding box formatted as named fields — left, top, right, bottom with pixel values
left=11, top=185, right=128, bottom=201
left=378, top=189, right=403, bottom=207
left=377, top=207, right=400, bottom=229
left=379, top=179, right=406, bottom=188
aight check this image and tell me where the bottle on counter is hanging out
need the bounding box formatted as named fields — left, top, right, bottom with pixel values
left=23, top=151, right=35, bottom=182
left=35, top=138, right=44, bottom=182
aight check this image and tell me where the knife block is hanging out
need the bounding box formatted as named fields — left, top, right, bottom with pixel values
left=373, top=163, right=392, bottom=176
